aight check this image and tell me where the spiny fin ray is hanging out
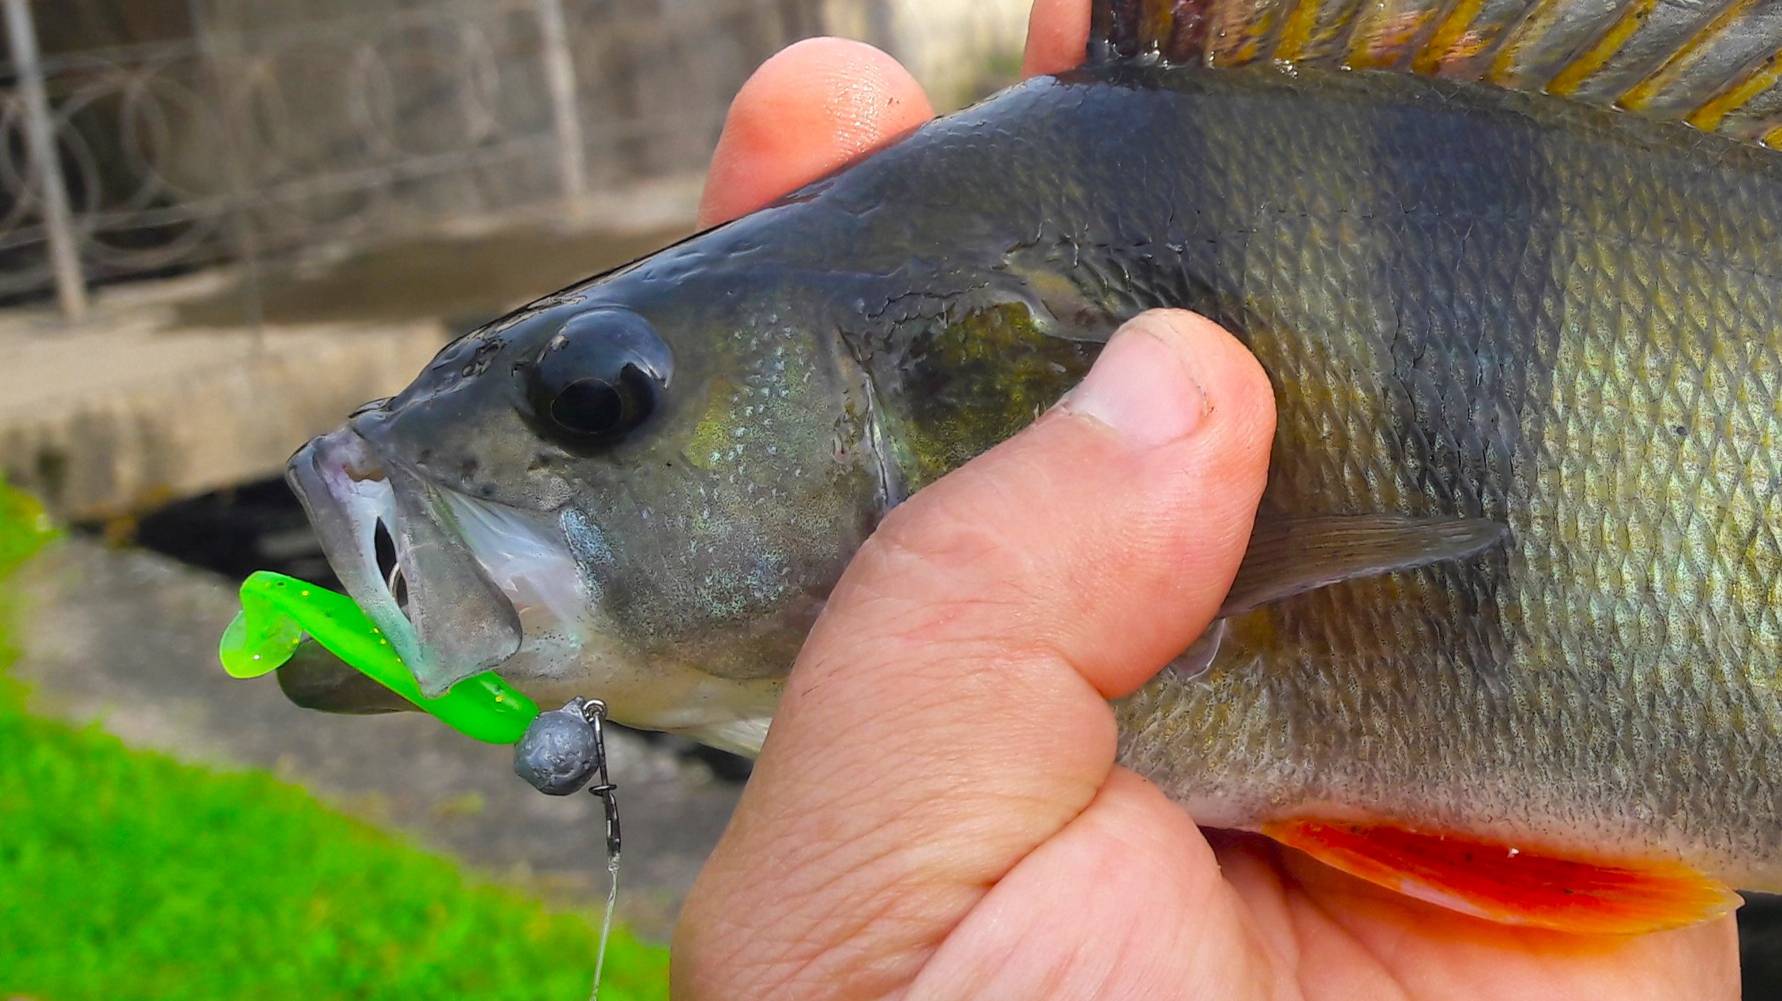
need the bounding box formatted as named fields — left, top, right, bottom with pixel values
left=1086, top=0, right=1782, bottom=144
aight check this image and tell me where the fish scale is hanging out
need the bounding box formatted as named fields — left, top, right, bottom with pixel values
left=1101, top=63, right=1782, bottom=895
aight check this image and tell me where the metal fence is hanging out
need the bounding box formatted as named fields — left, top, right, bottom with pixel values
left=0, top=0, right=1025, bottom=320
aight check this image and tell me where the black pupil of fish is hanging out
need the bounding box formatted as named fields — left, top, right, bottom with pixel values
left=549, top=365, right=651, bottom=436
left=551, top=379, right=623, bottom=434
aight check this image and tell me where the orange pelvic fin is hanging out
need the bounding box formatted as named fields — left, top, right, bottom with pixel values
left=1262, top=818, right=1741, bottom=935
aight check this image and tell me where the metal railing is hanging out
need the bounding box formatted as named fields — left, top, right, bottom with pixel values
left=0, top=0, right=1024, bottom=321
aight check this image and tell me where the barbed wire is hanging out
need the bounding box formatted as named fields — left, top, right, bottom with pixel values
left=0, top=0, right=1017, bottom=305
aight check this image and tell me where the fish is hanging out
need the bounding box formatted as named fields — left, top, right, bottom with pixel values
left=281, top=0, right=1782, bottom=934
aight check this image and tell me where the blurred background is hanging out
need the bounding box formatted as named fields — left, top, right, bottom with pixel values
left=0, top=2, right=1777, bottom=999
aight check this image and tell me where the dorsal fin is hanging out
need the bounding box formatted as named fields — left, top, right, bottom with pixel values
left=1086, top=0, right=1782, bottom=147
left=1090, top=0, right=1210, bottom=64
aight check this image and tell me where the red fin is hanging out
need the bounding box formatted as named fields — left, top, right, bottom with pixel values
left=1263, top=818, right=1741, bottom=935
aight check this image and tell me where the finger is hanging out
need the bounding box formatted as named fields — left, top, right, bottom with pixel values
left=698, top=38, right=934, bottom=228
left=911, top=769, right=1286, bottom=1000
left=675, top=311, right=1275, bottom=999
left=1023, top=0, right=1094, bottom=77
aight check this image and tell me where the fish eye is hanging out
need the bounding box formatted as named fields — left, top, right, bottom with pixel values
left=519, top=309, right=672, bottom=444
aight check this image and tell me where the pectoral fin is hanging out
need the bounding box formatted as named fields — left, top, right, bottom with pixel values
left=1169, top=617, right=1227, bottom=682
left=1220, top=514, right=1507, bottom=617
left=1264, top=818, right=1740, bottom=934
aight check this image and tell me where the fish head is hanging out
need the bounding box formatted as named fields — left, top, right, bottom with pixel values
left=287, top=242, right=890, bottom=752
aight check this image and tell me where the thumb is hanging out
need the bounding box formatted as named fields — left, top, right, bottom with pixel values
left=674, top=309, right=1274, bottom=999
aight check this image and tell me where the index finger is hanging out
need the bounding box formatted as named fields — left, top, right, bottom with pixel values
left=699, top=3, right=1097, bottom=229
left=1023, top=0, right=1094, bottom=77
left=698, top=38, right=934, bottom=228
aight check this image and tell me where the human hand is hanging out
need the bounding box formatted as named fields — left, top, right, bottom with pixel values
left=673, top=3, right=1741, bottom=998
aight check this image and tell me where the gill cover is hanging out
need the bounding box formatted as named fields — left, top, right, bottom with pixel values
left=1089, top=0, right=1782, bottom=145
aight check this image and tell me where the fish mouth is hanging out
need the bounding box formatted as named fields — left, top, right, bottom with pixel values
left=286, top=428, right=586, bottom=698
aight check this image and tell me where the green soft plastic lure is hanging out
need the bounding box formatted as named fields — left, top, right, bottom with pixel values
left=218, top=571, right=538, bottom=743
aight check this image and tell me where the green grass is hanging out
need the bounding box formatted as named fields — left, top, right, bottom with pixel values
left=0, top=490, right=671, bottom=1000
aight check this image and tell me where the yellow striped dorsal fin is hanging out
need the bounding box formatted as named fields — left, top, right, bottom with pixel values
left=1088, top=0, right=1782, bottom=148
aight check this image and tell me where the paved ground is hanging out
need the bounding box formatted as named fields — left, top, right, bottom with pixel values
left=12, top=536, right=741, bottom=940
left=0, top=308, right=454, bottom=524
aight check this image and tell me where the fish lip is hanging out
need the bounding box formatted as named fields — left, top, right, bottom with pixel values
left=286, top=428, right=529, bottom=698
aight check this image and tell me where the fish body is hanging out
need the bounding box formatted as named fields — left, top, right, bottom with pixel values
left=285, top=0, right=1782, bottom=928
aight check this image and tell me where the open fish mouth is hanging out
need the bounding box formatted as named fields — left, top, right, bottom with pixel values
left=286, top=428, right=586, bottom=698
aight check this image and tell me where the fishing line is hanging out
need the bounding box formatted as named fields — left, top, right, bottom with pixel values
left=591, top=851, right=620, bottom=1001
left=215, top=577, right=628, bottom=992
left=513, top=696, right=623, bottom=1001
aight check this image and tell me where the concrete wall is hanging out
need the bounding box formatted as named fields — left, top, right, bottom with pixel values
left=826, top=0, right=1030, bottom=108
